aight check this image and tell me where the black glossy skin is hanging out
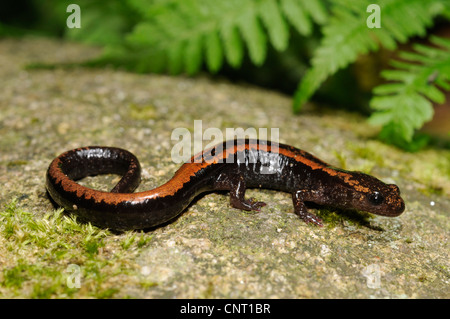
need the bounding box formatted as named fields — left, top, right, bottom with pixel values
left=46, top=139, right=405, bottom=230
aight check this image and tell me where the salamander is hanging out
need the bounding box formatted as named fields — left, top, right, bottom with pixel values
left=46, top=139, right=405, bottom=231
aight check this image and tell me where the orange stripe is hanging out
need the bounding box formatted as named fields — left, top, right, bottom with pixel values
left=51, top=140, right=370, bottom=205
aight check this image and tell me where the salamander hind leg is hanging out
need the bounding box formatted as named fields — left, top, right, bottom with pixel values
left=292, top=190, right=323, bottom=227
left=229, top=175, right=266, bottom=211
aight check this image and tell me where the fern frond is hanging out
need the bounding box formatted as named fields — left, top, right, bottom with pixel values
left=368, top=36, right=450, bottom=146
left=259, top=0, right=289, bottom=51
left=237, top=4, right=268, bottom=65
left=204, top=30, right=224, bottom=73
left=293, top=0, right=446, bottom=111
left=123, top=0, right=328, bottom=74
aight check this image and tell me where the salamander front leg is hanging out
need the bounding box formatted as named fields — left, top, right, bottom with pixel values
left=229, top=175, right=267, bottom=211
left=292, top=190, right=323, bottom=227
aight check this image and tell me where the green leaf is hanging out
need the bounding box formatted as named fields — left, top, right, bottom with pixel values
left=280, top=0, right=311, bottom=36
left=185, top=35, right=203, bottom=75
left=205, top=30, right=224, bottom=73
left=259, top=0, right=289, bottom=51
left=301, top=0, right=328, bottom=25
left=110, top=0, right=328, bottom=74
left=368, top=35, right=450, bottom=147
left=220, top=22, right=244, bottom=68
left=237, top=7, right=267, bottom=65
left=167, top=42, right=184, bottom=75
left=436, top=77, right=450, bottom=91
left=293, top=0, right=445, bottom=112
left=372, top=83, right=404, bottom=95
left=419, top=85, right=446, bottom=104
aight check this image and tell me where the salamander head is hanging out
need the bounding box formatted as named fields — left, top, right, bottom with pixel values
left=345, top=172, right=405, bottom=216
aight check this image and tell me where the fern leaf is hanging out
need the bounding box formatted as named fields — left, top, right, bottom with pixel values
left=167, top=41, right=184, bottom=75
left=259, top=0, right=289, bottom=51
left=368, top=36, right=450, bottom=145
left=300, top=0, right=328, bottom=25
left=237, top=5, right=268, bottom=65
left=185, top=35, right=203, bottom=75
left=280, top=0, right=312, bottom=36
left=123, top=0, right=328, bottom=74
left=205, top=30, right=224, bottom=73
left=293, top=0, right=445, bottom=112
left=220, top=23, right=245, bottom=68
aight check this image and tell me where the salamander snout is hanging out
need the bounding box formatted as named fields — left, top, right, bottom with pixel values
left=387, top=184, right=405, bottom=216
left=364, top=183, right=405, bottom=216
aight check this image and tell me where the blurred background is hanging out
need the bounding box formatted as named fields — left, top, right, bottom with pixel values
left=1, top=0, right=449, bottom=149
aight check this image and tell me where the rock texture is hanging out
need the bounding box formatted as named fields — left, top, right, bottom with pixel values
left=0, top=37, right=448, bottom=298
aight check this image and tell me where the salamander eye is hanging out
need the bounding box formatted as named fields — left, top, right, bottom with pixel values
left=367, top=191, right=384, bottom=205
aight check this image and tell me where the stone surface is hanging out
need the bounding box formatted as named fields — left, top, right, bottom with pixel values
left=0, top=37, right=448, bottom=298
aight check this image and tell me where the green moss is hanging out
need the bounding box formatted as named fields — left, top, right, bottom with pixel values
left=317, top=207, right=374, bottom=229
left=332, top=150, right=348, bottom=170
left=137, top=233, right=153, bottom=248
left=120, top=231, right=153, bottom=250
left=418, top=185, right=444, bottom=196
left=201, top=281, right=215, bottom=298
left=129, top=103, right=157, bottom=120
left=3, top=262, right=30, bottom=288
left=84, top=239, right=103, bottom=256
left=139, top=280, right=158, bottom=289
left=32, top=282, right=59, bottom=299
left=96, top=288, right=120, bottom=299
left=409, top=151, right=450, bottom=197
left=316, top=209, right=343, bottom=228
left=346, top=141, right=385, bottom=169
left=0, top=199, right=155, bottom=298
left=120, top=232, right=136, bottom=250
left=6, top=160, right=29, bottom=168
